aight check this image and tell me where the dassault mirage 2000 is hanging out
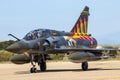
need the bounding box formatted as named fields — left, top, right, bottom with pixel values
left=6, top=6, right=118, bottom=73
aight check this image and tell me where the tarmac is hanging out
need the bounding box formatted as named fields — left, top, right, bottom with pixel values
left=0, top=61, right=120, bottom=80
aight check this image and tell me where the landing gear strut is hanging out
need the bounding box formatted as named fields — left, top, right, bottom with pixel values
left=81, top=61, right=88, bottom=71
left=30, top=54, right=37, bottom=73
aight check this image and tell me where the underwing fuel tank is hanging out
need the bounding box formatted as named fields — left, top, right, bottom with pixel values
left=10, top=54, right=30, bottom=64
left=69, top=52, right=101, bottom=63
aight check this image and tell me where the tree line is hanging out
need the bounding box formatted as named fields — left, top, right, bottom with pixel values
left=0, top=40, right=15, bottom=61
left=0, top=40, right=15, bottom=50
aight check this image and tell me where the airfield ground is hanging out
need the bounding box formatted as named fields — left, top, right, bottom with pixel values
left=0, top=61, right=120, bottom=80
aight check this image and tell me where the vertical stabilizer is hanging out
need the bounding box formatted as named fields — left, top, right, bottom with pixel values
left=71, top=6, right=90, bottom=38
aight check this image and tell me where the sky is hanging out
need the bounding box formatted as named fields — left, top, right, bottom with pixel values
left=0, top=0, right=120, bottom=44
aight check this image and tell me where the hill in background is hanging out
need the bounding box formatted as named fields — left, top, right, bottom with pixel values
left=95, top=32, right=120, bottom=45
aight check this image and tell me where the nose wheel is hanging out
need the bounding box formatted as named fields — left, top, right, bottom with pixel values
left=30, top=61, right=37, bottom=73
left=30, top=63, right=37, bottom=73
left=30, top=66, right=37, bottom=73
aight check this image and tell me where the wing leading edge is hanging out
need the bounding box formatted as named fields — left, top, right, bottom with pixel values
left=52, top=47, right=118, bottom=52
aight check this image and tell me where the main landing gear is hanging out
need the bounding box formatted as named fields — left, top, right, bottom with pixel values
left=40, top=59, right=46, bottom=71
left=30, top=55, right=88, bottom=73
left=81, top=61, right=88, bottom=71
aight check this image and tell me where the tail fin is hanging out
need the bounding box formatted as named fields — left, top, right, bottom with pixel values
left=71, top=6, right=90, bottom=37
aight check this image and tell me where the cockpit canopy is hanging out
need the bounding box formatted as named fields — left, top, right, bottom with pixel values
left=23, top=29, right=51, bottom=40
left=23, top=29, right=71, bottom=40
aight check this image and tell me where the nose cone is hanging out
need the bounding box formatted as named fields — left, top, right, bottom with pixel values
left=6, top=43, right=20, bottom=53
left=6, top=41, right=29, bottom=53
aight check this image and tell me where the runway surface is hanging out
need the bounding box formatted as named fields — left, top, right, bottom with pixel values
left=0, top=61, right=120, bottom=80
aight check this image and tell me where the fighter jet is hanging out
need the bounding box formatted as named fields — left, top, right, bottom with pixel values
left=6, top=6, right=118, bottom=73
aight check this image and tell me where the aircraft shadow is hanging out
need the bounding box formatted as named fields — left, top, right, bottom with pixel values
left=15, top=68, right=120, bottom=74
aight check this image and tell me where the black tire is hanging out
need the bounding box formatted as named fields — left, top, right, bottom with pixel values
left=40, top=61, right=46, bottom=71
left=30, top=67, right=37, bottom=73
left=82, top=61, right=88, bottom=71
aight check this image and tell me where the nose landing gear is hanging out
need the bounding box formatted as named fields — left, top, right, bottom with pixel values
left=30, top=54, right=47, bottom=73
